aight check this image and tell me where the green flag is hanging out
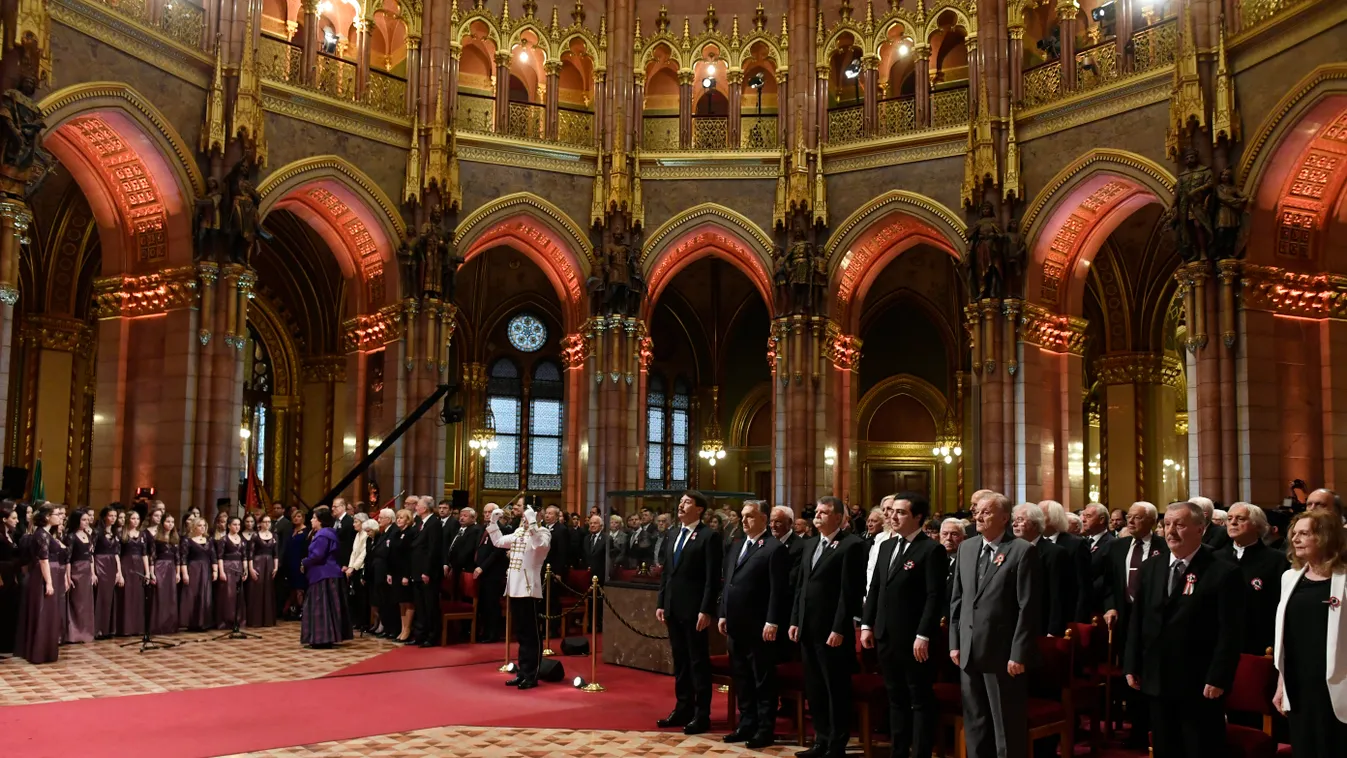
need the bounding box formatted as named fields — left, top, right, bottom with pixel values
left=31, top=454, right=44, bottom=502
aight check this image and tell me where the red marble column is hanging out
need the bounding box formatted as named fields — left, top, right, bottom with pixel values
left=584, top=317, right=645, bottom=506
left=678, top=72, right=693, bottom=149
left=300, top=0, right=319, bottom=87
left=770, top=316, right=835, bottom=509
left=1058, top=2, right=1078, bottom=92
left=545, top=60, right=561, bottom=141
left=0, top=201, right=29, bottom=470
left=914, top=45, right=931, bottom=128
left=728, top=71, right=743, bottom=147
left=495, top=51, right=511, bottom=133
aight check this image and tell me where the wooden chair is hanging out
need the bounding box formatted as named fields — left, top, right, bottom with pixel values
left=1027, top=631, right=1076, bottom=756
left=1066, top=617, right=1107, bottom=752
left=777, top=661, right=809, bottom=746
left=1223, top=652, right=1278, bottom=758
left=439, top=571, right=478, bottom=645
left=933, top=617, right=967, bottom=758
left=852, top=672, right=888, bottom=758
left=561, top=568, right=592, bottom=635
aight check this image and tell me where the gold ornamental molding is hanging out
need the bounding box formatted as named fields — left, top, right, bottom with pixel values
left=1018, top=75, right=1172, bottom=142
left=821, top=133, right=967, bottom=174
left=455, top=133, right=598, bottom=177
left=1237, top=63, right=1347, bottom=195
left=51, top=0, right=210, bottom=88
left=1230, top=1, right=1345, bottom=72
left=19, top=315, right=93, bottom=355
left=856, top=374, right=951, bottom=440
left=255, top=156, right=407, bottom=241
left=341, top=303, right=406, bottom=353
left=1093, top=352, right=1184, bottom=390
left=641, top=203, right=775, bottom=267
left=638, top=156, right=780, bottom=180
left=300, top=355, right=347, bottom=383
left=260, top=92, right=408, bottom=148
left=40, top=82, right=207, bottom=198
left=1021, top=149, right=1176, bottom=240
left=824, top=189, right=969, bottom=270
left=92, top=266, right=200, bottom=319
left=454, top=192, right=594, bottom=265
left=1019, top=302, right=1089, bottom=356
left=1242, top=264, right=1347, bottom=320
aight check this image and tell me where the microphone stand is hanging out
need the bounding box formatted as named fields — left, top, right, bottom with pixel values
left=213, top=563, right=262, bottom=641
left=121, top=570, right=177, bottom=653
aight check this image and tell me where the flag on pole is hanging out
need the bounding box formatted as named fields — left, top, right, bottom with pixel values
left=31, top=443, right=45, bottom=502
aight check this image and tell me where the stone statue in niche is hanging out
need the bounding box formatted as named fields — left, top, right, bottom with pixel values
left=193, top=176, right=224, bottom=261
left=438, top=209, right=466, bottom=303
left=770, top=242, right=789, bottom=317
left=785, top=209, right=822, bottom=315
left=1167, top=148, right=1215, bottom=262
left=397, top=229, right=419, bottom=300
left=410, top=205, right=453, bottom=300
left=0, top=75, right=55, bottom=198
left=966, top=201, right=1005, bottom=299
left=228, top=177, right=265, bottom=264
left=1213, top=168, right=1249, bottom=261
left=1002, top=217, right=1028, bottom=299
left=597, top=211, right=640, bottom=317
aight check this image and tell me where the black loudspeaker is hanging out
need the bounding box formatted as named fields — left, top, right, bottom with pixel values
left=538, top=658, right=565, bottom=682
left=1, top=467, right=27, bottom=499
left=451, top=489, right=468, bottom=509
left=561, top=636, right=590, bottom=656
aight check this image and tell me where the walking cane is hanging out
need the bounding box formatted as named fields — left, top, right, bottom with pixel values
left=580, top=575, right=604, bottom=692
left=543, top=564, right=555, bottom=657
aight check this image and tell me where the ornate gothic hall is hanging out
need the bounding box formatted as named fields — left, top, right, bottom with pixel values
left=1, top=0, right=1346, bottom=755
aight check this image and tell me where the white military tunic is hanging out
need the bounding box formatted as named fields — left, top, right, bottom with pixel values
left=486, top=514, right=552, bottom=599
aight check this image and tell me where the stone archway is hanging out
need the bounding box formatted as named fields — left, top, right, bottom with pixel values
left=640, top=204, right=776, bottom=319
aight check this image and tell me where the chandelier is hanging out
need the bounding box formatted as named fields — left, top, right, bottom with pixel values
left=698, top=386, right=726, bottom=467
left=468, top=403, right=498, bottom=457
left=931, top=406, right=962, bottom=464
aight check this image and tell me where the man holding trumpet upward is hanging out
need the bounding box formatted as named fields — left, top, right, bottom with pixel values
left=487, top=495, right=552, bottom=689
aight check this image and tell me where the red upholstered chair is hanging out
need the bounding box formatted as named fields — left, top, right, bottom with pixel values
left=852, top=672, right=887, bottom=758
left=709, top=654, right=736, bottom=727
left=440, top=571, right=478, bottom=645
left=933, top=618, right=967, bottom=758
left=1027, top=632, right=1075, bottom=756
left=562, top=569, right=593, bottom=634
left=777, top=661, right=808, bottom=745
left=1066, top=617, right=1107, bottom=751
left=1224, top=653, right=1278, bottom=758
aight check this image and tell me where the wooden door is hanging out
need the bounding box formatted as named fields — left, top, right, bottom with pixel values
left=869, top=468, right=931, bottom=504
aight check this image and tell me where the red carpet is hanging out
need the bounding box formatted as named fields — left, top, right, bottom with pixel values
left=0, top=659, right=714, bottom=758
left=325, top=641, right=508, bottom=677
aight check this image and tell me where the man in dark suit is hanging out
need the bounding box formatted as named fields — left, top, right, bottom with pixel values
left=770, top=505, right=806, bottom=592
left=1216, top=503, right=1288, bottom=655
left=1125, top=501, right=1243, bottom=758
left=606, top=514, right=630, bottom=569
left=655, top=490, right=723, bottom=735
left=861, top=492, right=947, bottom=758
left=718, top=500, right=790, bottom=749
left=474, top=503, right=507, bottom=643
left=1039, top=500, right=1087, bottom=622
left=1080, top=503, right=1114, bottom=618
left=949, top=492, right=1040, bottom=758
left=1101, top=501, right=1166, bottom=748
left=938, top=517, right=967, bottom=601
left=332, top=497, right=357, bottom=566
left=407, top=496, right=443, bottom=646
left=582, top=513, right=606, bottom=576
left=445, top=507, right=480, bottom=573
left=789, top=496, right=865, bottom=758
left=540, top=505, right=569, bottom=636
left=1191, top=497, right=1232, bottom=551
left=1012, top=503, right=1070, bottom=637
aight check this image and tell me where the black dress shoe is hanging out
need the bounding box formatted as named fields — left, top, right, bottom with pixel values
left=723, top=730, right=751, bottom=743
left=418, top=640, right=436, bottom=648
left=745, top=735, right=775, bottom=749
left=516, top=679, right=538, bottom=690
left=683, top=718, right=710, bottom=736
left=656, top=711, right=692, bottom=729
left=504, top=676, right=523, bottom=686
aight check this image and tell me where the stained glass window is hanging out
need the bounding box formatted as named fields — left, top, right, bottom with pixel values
left=671, top=378, right=691, bottom=489
left=507, top=313, right=547, bottom=353
left=646, top=374, right=666, bottom=485
left=528, top=361, right=564, bottom=491
left=485, top=358, right=522, bottom=490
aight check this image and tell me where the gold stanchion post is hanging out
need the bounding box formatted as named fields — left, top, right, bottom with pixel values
left=542, top=564, right=555, bottom=657
left=581, top=575, right=604, bottom=692
left=499, top=598, right=513, bottom=673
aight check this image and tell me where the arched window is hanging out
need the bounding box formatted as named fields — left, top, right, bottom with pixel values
left=671, top=378, right=691, bottom=490
left=241, top=325, right=273, bottom=488
left=646, top=374, right=666, bottom=485
left=528, top=361, right=564, bottom=491
left=485, top=358, right=522, bottom=490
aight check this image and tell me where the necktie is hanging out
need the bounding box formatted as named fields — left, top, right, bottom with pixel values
left=1168, top=560, right=1186, bottom=598
left=812, top=537, right=828, bottom=569
left=673, top=527, right=689, bottom=567
left=888, top=537, right=906, bottom=570
left=1126, top=540, right=1143, bottom=602
left=737, top=538, right=751, bottom=567
left=976, top=543, right=994, bottom=587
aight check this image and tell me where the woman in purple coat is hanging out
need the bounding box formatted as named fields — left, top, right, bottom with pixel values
left=149, top=514, right=180, bottom=634
left=92, top=506, right=122, bottom=639
left=17, top=506, right=67, bottom=664
left=300, top=507, right=353, bottom=649
left=64, top=509, right=96, bottom=644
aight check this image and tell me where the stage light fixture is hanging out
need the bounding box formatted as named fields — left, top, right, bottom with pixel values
left=572, top=676, right=586, bottom=688
left=844, top=59, right=861, bottom=79
left=702, top=76, right=716, bottom=89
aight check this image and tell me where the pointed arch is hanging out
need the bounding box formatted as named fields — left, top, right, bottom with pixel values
left=641, top=203, right=776, bottom=316
left=255, top=156, right=406, bottom=309
left=856, top=374, right=950, bottom=441
left=1022, top=149, right=1175, bottom=314
left=454, top=192, right=591, bottom=331
left=39, top=82, right=206, bottom=274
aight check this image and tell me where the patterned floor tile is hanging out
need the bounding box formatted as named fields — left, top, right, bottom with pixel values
left=0, top=622, right=397, bottom=706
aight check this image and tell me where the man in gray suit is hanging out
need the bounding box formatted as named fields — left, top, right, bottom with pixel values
left=948, top=492, right=1040, bottom=758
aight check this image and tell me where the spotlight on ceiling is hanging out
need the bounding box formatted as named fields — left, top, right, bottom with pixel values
left=844, top=59, right=861, bottom=79
left=748, top=72, right=765, bottom=89
left=702, top=76, right=716, bottom=88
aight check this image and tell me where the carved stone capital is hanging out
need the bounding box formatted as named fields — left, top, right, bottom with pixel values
left=1093, top=352, right=1184, bottom=389
left=301, top=355, right=347, bottom=383
left=92, top=267, right=200, bottom=319
left=1019, top=303, right=1089, bottom=356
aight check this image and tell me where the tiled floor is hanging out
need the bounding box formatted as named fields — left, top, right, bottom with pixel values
left=220, top=727, right=800, bottom=757
left=0, top=623, right=397, bottom=706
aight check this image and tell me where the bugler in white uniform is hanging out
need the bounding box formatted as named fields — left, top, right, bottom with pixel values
left=487, top=506, right=552, bottom=599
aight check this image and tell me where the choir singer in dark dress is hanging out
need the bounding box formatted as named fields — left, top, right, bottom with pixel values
left=717, top=499, right=789, bottom=749
left=656, top=491, right=723, bottom=735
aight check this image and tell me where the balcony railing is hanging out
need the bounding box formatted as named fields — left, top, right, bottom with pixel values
left=259, top=35, right=303, bottom=85
left=642, top=115, right=679, bottom=151
left=1022, top=59, right=1063, bottom=109
left=1132, top=19, right=1179, bottom=75
left=878, top=97, right=916, bottom=136
left=507, top=101, right=545, bottom=141
left=558, top=108, right=594, bottom=148
left=456, top=92, right=495, bottom=133
left=1022, top=17, right=1176, bottom=111
left=314, top=52, right=356, bottom=101
left=692, top=116, right=728, bottom=150
left=160, top=0, right=205, bottom=48
left=827, top=104, right=865, bottom=145
left=931, top=86, right=969, bottom=129
left=741, top=115, right=779, bottom=150
left=1075, top=39, right=1120, bottom=93
left=364, top=69, right=406, bottom=117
